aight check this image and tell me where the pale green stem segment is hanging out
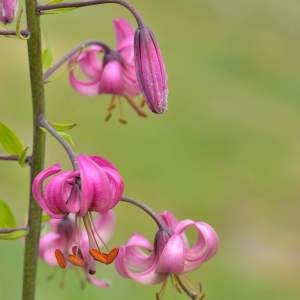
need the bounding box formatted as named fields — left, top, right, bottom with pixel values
left=22, top=0, right=46, bottom=299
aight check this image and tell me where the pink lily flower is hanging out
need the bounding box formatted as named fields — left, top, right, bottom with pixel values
left=39, top=211, right=116, bottom=288
left=134, top=26, right=168, bottom=114
left=69, top=19, right=146, bottom=122
left=115, top=211, right=219, bottom=299
left=0, top=0, right=18, bottom=24
left=32, top=154, right=124, bottom=218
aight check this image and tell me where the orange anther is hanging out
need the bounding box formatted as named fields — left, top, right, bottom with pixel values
left=55, top=249, right=67, bottom=269
left=67, top=254, right=85, bottom=267
left=106, top=248, right=119, bottom=264
left=89, top=248, right=108, bottom=264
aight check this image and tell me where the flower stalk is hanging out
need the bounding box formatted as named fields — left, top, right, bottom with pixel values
left=121, top=196, right=168, bottom=232
left=36, top=0, right=144, bottom=28
left=43, top=40, right=111, bottom=82
left=39, top=115, right=77, bottom=170
left=22, top=0, right=46, bottom=299
left=0, top=28, right=30, bottom=36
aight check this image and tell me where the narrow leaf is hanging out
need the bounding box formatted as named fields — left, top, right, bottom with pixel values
left=0, top=199, right=16, bottom=228
left=42, top=48, right=53, bottom=71
left=51, top=122, right=77, bottom=132
left=18, top=146, right=29, bottom=167
left=58, top=131, right=75, bottom=147
left=0, top=230, right=28, bottom=240
left=42, top=7, right=77, bottom=15
left=0, top=121, right=25, bottom=155
left=47, top=0, right=65, bottom=4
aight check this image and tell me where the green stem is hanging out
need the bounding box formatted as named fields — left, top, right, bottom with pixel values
left=22, top=0, right=46, bottom=299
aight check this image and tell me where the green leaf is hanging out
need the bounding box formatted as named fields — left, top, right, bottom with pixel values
left=42, top=7, right=77, bottom=15
left=0, top=199, right=28, bottom=240
left=58, top=131, right=75, bottom=147
left=18, top=146, right=29, bottom=167
left=42, top=47, right=53, bottom=71
left=42, top=214, right=50, bottom=223
left=51, top=122, right=77, bottom=132
left=47, top=0, right=65, bottom=4
left=0, top=230, right=28, bottom=240
left=0, top=121, right=25, bottom=155
left=0, top=199, right=16, bottom=228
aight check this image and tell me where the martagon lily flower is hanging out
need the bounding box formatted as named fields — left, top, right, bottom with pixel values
left=115, top=211, right=219, bottom=299
left=69, top=18, right=146, bottom=122
left=39, top=211, right=116, bottom=288
left=0, top=0, right=18, bottom=24
left=33, top=154, right=124, bottom=271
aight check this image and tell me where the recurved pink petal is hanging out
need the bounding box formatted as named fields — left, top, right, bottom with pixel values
left=32, top=164, right=63, bottom=218
left=77, top=46, right=103, bottom=80
left=44, top=171, right=78, bottom=216
left=86, top=274, right=110, bottom=288
left=91, top=156, right=124, bottom=204
left=161, top=211, right=178, bottom=230
left=69, top=71, right=100, bottom=96
left=77, top=155, right=102, bottom=216
left=156, top=233, right=186, bottom=274
left=175, top=220, right=219, bottom=272
left=114, top=18, right=135, bottom=52
left=99, top=61, right=123, bottom=94
left=115, top=243, right=166, bottom=285
left=39, top=232, right=62, bottom=266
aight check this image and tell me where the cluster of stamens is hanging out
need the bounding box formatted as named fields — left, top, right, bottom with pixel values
left=105, top=95, right=147, bottom=124
left=156, top=275, right=205, bottom=300
left=54, top=213, right=119, bottom=273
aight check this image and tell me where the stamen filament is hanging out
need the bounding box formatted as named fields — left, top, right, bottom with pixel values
left=124, top=95, right=147, bottom=117
left=174, top=275, right=200, bottom=300
left=87, top=212, right=110, bottom=252
left=83, top=214, right=101, bottom=250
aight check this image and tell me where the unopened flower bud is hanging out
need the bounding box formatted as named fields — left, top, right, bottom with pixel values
left=0, top=0, right=18, bottom=24
left=134, top=26, right=168, bottom=114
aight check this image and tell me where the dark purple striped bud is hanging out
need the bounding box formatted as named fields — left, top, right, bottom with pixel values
left=134, top=26, right=168, bottom=114
left=0, top=0, right=18, bottom=24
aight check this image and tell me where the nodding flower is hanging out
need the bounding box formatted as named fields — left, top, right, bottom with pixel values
left=33, top=154, right=124, bottom=218
left=115, top=211, right=219, bottom=299
left=33, top=154, right=124, bottom=275
left=0, top=0, right=18, bottom=24
left=69, top=18, right=146, bottom=123
left=39, top=212, right=117, bottom=288
left=134, top=26, right=168, bottom=114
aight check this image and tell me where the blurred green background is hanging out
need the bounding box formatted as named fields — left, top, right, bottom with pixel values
left=1, top=0, right=300, bottom=299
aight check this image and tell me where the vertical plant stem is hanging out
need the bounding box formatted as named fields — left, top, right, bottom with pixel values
left=22, top=0, right=46, bottom=299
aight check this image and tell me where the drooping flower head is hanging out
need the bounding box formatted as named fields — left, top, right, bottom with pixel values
left=0, top=0, right=18, bottom=24
left=39, top=212, right=116, bottom=288
left=134, top=26, right=168, bottom=114
left=115, top=211, right=219, bottom=299
left=33, top=154, right=124, bottom=218
left=69, top=19, right=146, bottom=123
left=33, top=154, right=124, bottom=271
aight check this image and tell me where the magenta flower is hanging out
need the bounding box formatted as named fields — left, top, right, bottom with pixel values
left=115, top=211, right=218, bottom=298
left=134, top=26, right=168, bottom=114
left=32, top=154, right=124, bottom=218
left=0, top=0, right=18, bottom=24
left=39, top=211, right=116, bottom=288
left=69, top=19, right=146, bottom=122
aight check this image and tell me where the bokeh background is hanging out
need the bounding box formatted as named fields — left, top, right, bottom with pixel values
left=1, top=0, right=300, bottom=299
